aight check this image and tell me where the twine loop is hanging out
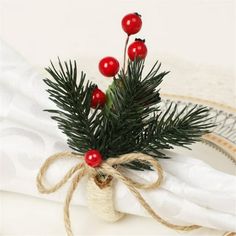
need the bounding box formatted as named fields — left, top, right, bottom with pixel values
left=36, top=151, right=200, bottom=236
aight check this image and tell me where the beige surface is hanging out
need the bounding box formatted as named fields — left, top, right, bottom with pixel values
left=0, top=0, right=235, bottom=107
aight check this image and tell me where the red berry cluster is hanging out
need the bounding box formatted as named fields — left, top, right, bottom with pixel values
left=98, top=13, right=147, bottom=78
left=123, top=13, right=147, bottom=61
left=91, top=12, right=148, bottom=110
left=87, top=12, right=147, bottom=167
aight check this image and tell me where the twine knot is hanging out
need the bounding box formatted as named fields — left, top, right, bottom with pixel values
left=36, top=151, right=200, bottom=236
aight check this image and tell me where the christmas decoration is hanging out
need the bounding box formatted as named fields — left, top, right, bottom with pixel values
left=98, top=56, right=119, bottom=77
left=84, top=149, right=103, bottom=167
left=36, top=12, right=218, bottom=236
left=128, top=38, right=147, bottom=61
left=91, top=87, right=106, bottom=108
left=122, top=13, right=142, bottom=35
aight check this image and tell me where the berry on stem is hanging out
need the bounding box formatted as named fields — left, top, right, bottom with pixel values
left=99, top=57, right=120, bottom=77
left=91, top=87, right=106, bottom=109
left=128, top=39, right=147, bottom=61
left=122, top=13, right=142, bottom=35
left=84, top=149, right=103, bottom=167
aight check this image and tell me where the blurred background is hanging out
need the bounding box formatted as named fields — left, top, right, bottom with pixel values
left=0, top=0, right=235, bottom=106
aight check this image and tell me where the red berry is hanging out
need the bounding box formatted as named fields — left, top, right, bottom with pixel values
left=121, top=13, right=142, bottom=35
left=84, top=149, right=103, bottom=167
left=91, top=87, right=106, bottom=109
left=128, top=39, right=147, bottom=61
left=99, top=57, right=120, bottom=77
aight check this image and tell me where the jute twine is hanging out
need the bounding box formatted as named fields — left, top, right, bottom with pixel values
left=36, top=151, right=202, bottom=236
left=87, top=175, right=125, bottom=222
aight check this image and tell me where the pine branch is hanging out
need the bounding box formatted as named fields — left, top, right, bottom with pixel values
left=44, top=59, right=214, bottom=171
left=101, top=60, right=169, bottom=159
left=44, top=59, right=100, bottom=153
left=140, top=103, right=214, bottom=157
left=101, top=60, right=213, bottom=169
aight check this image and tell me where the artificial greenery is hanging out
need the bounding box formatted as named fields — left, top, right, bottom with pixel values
left=44, top=59, right=213, bottom=170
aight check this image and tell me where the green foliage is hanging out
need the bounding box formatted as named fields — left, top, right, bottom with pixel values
left=44, top=59, right=213, bottom=170
left=44, top=60, right=100, bottom=154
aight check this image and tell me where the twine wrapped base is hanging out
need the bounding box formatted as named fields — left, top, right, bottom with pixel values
left=87, top=175, right=124, bottom=222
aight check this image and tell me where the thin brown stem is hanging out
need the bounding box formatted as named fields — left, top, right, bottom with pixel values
left=123, top=35, right=130, bottom=75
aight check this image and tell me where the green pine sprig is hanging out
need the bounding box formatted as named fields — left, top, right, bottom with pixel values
left=44, top=59, right=101, bottom=154
left=44, top=58, right=214, bottom=170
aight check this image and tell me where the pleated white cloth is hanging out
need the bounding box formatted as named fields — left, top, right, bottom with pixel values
left=0, top=40, right=236, bottom=232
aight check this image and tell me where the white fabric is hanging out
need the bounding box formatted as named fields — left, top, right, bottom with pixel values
left=0, top=40, right=236, bottom=232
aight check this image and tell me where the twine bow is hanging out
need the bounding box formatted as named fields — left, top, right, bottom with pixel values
left=36, top=151, right=200, bottom=236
